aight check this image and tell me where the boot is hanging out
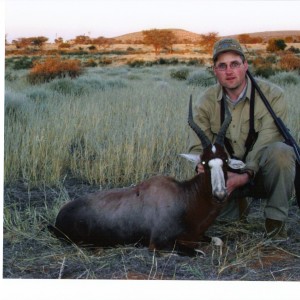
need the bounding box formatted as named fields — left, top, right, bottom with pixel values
left=265, top=218, right=288, bottom=242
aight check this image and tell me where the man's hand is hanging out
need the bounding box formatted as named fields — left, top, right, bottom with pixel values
left=226, top=172, right=250, bottom=195
left=196, top=164, right=250, bottom=195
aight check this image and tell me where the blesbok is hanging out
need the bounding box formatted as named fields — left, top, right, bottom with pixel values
left=49, top=97, right=244, bottom=255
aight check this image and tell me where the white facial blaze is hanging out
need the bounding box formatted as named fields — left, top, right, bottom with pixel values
left=211, top=145, right=216, bottom=154
left=209, top=158, right=227, bottom=199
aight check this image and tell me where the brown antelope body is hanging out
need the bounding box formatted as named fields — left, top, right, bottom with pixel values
left=49, top=98, right=233, bottom=254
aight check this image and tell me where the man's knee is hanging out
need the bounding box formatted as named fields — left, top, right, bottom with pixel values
left=260, top=142, right=295, bottom=170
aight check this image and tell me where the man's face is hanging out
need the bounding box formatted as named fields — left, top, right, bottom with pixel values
left=213, top=52, right=248, bottom=91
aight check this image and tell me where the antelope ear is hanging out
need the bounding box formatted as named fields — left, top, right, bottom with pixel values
left=228, top=158, right=246, bottom=169
left=179, top=153, right=201, bottom=167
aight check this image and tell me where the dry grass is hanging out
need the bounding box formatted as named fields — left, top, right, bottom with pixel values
left=4, top=181, right=300, bottom=280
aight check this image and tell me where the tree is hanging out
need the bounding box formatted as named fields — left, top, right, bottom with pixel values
left=12, top=37, right=31, bottom=49
left=31, top=36, right=48, bottom=48
left=266, top=39, right=287, bottom=52
left=74, top=35, right=91, bottom=44
left=12, top=36, right=48, bottom=49
left=55, top=37, right=64, bottom=44
left=238, top=34, right=252, bottom=44
left=92, top=36, right=114, bottom=49
left=237, top=34, right=263, bottom=44
left=142, top=29, right=177, bottom=55
left=199, top=32, right=219, bottom=53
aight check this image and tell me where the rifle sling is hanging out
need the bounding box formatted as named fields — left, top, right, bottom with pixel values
left=220, top=82, right=258, bottom=161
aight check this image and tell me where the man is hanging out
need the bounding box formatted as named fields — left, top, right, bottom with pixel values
left=188, top=38, right=296, bottom=241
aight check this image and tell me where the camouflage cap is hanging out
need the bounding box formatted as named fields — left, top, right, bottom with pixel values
left=213, top=38, right=244, bottom=61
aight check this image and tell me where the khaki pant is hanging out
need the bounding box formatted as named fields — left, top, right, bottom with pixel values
left=218, top=142, right=296, bottom=222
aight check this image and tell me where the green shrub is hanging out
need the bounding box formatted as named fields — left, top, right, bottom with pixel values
left=186, top=58, right=205, bottom=66
left=48, top=78, right=87, bottom=96
left=12, top=56, right=36, bottom=70
left=128, top=60, right=146, bottom=68
left=5, top=72, right=17, bottom=82
left=48, top=75, right=127, bottom=96
left=187, top=70, right=216, bottom=86
left=170, top=68, right=190, bottom=80
left=157, top=58, right=167, bottom=65
left=288, top=46, right=300, bottom=54
left=26, top=87, right=54, bottom=102
left=88, top=45, right=97, bottom=51
left=254, top=66, right=276, bottom=78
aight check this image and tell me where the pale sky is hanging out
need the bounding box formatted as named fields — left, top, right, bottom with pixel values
left=4, top=0, right=300, bottom=42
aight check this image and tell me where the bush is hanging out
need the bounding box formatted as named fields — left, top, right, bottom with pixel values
left=5, top=72, right=17, bottom=82
left=288, top=46, right=300, bottom=54
left=170, top=68, right=190, bottom=80
left=266, top=39, right=287, bottom=52
left=84, top=59, right=98, bottom=67
left=48, top=78, right=87, bottom=96
left=47, top=75, right=127, bottom=96
left=12, top=56, right=36, bottom=70
left=128, top=60, right=146, bottom=68
left=187, top=70, right=216, bottom=87
left=26, top=87, right=53, bottom=102
left=254, top=66, right=276, bottom=78
left=186, top=58, right=205, bottom=66
left=88, top=45, right=97, bottom=51
left=268, top=72, right=300, bottom=85
left=27, top=57, right=83, bottom=84
left=98, top=57, right=113, bottom=65
left=279, top=54, right=300, bottom=71
left=265, top=55, right=277, bottom=64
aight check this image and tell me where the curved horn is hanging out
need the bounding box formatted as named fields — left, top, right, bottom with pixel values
left=215, top=103, right=232, bottom=147
left=188, top=95, right=211, bottom=149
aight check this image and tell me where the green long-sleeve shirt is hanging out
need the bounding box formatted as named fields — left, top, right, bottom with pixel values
left=188, top=75, right=287, bottom=174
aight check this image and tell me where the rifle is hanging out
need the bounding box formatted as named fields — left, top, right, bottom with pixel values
left=247, top=70, right=300, bottom=207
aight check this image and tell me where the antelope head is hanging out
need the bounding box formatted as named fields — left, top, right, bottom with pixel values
left=185, top=96, right=237, bottom=202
